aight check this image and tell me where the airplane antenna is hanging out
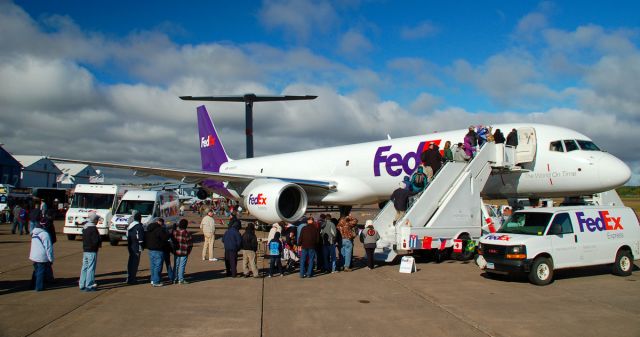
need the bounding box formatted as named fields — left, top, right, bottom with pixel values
left=180, top=93, right=317, bottom=158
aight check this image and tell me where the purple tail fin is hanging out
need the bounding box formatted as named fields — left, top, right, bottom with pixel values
left=197, top=105, right=230, bottom=172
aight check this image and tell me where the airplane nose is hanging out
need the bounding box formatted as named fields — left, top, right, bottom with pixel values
left=598, top=154, right=632, bottom=189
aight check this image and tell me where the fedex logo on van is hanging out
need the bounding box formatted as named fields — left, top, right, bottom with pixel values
left=200, top=135, right=215, bottom=148
left=577, top=211, right=623, bottom=232
left=373, top=140, right=441, bottom=177
left=248, top=193, right=267, bottom=206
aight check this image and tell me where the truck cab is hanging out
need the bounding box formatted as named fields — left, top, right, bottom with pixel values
left=108, top=190, right=180, bottom=246
left=64, top=184, right=125, bottom=240
left=477, top=206, right=640, bottom=285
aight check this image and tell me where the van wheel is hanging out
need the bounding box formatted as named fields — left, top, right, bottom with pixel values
left=67, top=234, right=76, bottom=241
left=109, top=239, right=119, bottom=246
left=612, top=249, right=633, bottom=276
left=529, top=256, right=553, bottom=286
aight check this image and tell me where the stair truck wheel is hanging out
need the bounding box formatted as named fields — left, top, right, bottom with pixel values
left=612, top=249, right=633, bottom=276
left=67, top=234, right=76, bottom=241
left=528, top=256, right=554, bottom=286
left=454, top=233, right=475, bottom=261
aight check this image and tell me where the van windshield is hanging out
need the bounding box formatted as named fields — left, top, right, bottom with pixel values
left=71, top=193, right=115, bottom=210
left=498, top=212, right=553, bottom=235
left=115, top=200, right=155, bottom=216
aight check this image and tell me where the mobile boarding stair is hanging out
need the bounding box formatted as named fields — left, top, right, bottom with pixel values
left=372, top=142, right=520, bottom=262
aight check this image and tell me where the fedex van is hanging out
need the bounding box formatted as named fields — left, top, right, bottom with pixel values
left=108, top=190, right=180, bottom=246
left=477, top=206, right=640, bottom=285
left=64, top=184, right=129, bottom=240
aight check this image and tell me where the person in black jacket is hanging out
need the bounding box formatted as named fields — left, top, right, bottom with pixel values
left=420, top=143, right=443, bottom=181
left=146, top=221, right=169, bottom=287
left=390, top=182, right=410, bottom=224
left=506, top=128, right=519, bottom=147
left=157, top=218, right=174, bottom=283
left=79, top=212, right=101, bottom=291
left=222, top=223, right=242, bottom=277
left=241, top=223, right=260, bottom=278
left=126, top=212, right=145, bottom=285
left=493, top=129, right=505, bottom=144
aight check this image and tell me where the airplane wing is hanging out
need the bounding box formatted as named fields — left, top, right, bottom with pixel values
left=49, top=157, right=337, bottom=190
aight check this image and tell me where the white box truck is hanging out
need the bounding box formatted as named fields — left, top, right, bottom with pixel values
left=108, top=190, right=180, bottom=246
left=64, top=184, right=128, bottom=240
left=477, top=206, right=640, bottom=285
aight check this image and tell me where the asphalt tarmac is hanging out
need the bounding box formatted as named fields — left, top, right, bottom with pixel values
left=0, top=212, right=639, bottom=337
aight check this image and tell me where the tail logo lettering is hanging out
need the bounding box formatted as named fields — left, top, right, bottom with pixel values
left=200, top=135, right=215, bottom=148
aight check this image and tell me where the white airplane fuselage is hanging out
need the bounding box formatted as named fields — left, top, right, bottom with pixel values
left=218, top=123, right=631, bottom=205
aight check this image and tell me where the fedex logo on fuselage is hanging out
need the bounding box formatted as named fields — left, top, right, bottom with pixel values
left=577, top=211, right=623, bottom=232
left=200, top=135, right=215, bottom=148
left=248, top=193, right=267, bottom=206
left=373, top=140, right=441, bottom=177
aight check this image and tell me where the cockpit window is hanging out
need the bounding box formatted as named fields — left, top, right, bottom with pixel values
left=549, top=141, right=564, bottom=152
left=564, top=140, right=579, bottom=152
left=576, top=140, right=601, bottom=151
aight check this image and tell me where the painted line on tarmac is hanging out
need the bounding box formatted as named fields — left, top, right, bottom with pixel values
left=377, top=272, right=499, bottom=337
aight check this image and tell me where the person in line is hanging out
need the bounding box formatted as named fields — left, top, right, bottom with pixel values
left=267, top=222, right=282, bottom=242
left=337, top=214, right=358, bottom=272
left=296, top=216, right=308, bottom=244
left=298, top=217, right=319, bottom=278
left=320, top=215, right=338, bottom=273
left=360, top=220, right=380, bottom=270
left=420, top=143, right=442, bottom=181
left=158, top=218, right=174, bottom=282
left=464, top=127, right=478, bottom=158
left=506, top=128, right=519, bottom=147
left=268, top=232, right=284, bottom=277
left=29, top=202, right=41, bottom=234
left=79, top=212, right=101, bottom=291
left=493, top=129, right=505, bottom=144
left=453, top=142, right=471, bottom=162
left=390, top=182, right=410, bottom=224
left=126, top=212, right=145, bottom=285
left=146, top=220, right=169, bottom=287
left=12, top=204, right=24, bottom=235
left=410, top=166, right=428, bottom=194
left=29, top=221, right=54, bottom=291
left=443, top=141, right=453, bottom=162
left=241, top=222, right=260, bottom=278
left=172, top=219, right=193, bottom=284
left=222, top=222, right=242, bottom=277
left=228, top=210, right=241, bottom=228
left=200, top=209, right=217, bottom=261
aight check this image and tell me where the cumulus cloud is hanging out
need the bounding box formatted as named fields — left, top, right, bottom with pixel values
left=338, top=30, right=373, bottom=58
left=258, top=0, right=338, bottom=43
left=400, top=21, right=439, bottom=40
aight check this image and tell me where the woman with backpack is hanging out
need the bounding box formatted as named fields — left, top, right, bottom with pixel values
left=360, top=220, right=380, bottom=270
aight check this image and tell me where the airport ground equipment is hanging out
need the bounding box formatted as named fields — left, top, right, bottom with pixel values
left=372, top=142, right=522, bottom=262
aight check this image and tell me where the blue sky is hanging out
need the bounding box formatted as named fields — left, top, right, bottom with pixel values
left=3, top=0, right=640, bottom=185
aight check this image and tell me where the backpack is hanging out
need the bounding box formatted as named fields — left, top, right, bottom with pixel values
left=269, top=241, right=280, bottom=256
left=19, top=209, right=26, bottom=221
left=321, top=224, right=336, bottom=245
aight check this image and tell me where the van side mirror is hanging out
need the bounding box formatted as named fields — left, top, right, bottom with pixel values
left=549, top=223, right=562, bottom=235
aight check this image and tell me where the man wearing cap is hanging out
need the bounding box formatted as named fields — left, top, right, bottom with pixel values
left=79, top=212, right=102, bottom=291
left=200, top=209, right=217, bottom=261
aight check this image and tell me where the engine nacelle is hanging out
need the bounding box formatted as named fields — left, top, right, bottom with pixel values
left=241, top=179, right=307, bottom=224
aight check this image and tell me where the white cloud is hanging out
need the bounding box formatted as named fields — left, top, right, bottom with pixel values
left=400, top=21, right=439, bottom=40
left=258, top=0, right=338, bottom=43
left=338, top=30, right=373, bottom=58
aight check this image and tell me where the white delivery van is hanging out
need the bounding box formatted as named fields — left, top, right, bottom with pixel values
left=64, top=184, right=128, bottom=240
left=108, top=190, right=180, bottom=246
left=477, top=206, right=640, bottom=285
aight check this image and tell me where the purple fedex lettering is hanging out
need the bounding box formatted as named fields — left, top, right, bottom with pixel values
left=577, top=211, right=623, bottom=232
left=374, top=140, right=442, bottom=177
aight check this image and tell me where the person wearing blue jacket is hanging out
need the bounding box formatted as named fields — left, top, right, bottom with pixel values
left=126, top=212, right=145, bottom=285
left=222, top=223, right=242, bottom=277
left=29, top=222, right=54, bottom=291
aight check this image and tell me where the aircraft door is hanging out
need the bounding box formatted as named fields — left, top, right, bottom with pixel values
left=516, top=127, right=536, bottom=164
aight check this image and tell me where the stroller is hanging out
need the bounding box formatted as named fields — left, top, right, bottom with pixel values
left=282, top=235, right=300, bottom=273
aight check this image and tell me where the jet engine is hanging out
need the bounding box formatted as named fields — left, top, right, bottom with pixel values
left=241, top=179, right=307, bottom=224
